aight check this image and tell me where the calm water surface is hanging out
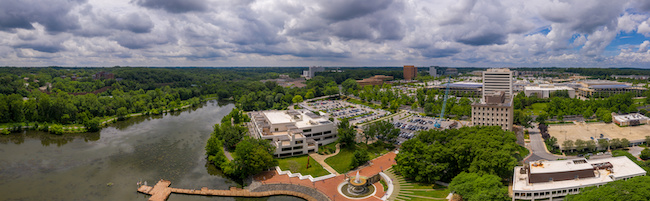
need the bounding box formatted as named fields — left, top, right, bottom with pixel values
left=0, top=101, right=302, bottom=201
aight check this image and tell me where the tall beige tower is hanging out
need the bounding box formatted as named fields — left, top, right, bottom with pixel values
left=482, top=68, right=513, bottom=98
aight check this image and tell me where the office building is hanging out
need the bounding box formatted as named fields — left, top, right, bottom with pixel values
left=524, top=85, right=576, bottom=98
left=512, top=157, right=646, bottom=201
left=483, top=68, right=513, bottom=98
left=403, top=65, right=417, bottom=81
left=429, top=66, right=437, bottom=77
left=249, top=110, right=337, bottom=157
left=613, top=113, right=650, bottom=126
left=429, top=82, right=483, bottom=98
left=303, top=66, right=325, bottom=79
left=445, top=68, right=458, bottom=76
left=471, top=91, right=513, bottom=131
left=576, top=80, right=646, bottom=98
left=356, top=75, right=394, bottom=87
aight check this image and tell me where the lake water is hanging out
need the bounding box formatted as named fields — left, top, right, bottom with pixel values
left=0, top=100, right=302, bottom=201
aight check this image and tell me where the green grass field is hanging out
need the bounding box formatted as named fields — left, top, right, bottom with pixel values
left=523, top=102, right=548, bottom=115
left=324, top=142, right=392, bottom=174
left=277, top=155, right=330, bottom=177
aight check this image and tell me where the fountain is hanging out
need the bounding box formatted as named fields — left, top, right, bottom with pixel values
left=338, top=171, right=376, bottom=199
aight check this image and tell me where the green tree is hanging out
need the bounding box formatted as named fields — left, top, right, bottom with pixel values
left=565, top=176, right=650, bottom=200
left=574, top=139, right=586, bottom=152
left=350, top=149, right=370, bottom=169
left=83, top=117, right=102, bottom=132
left=394, top=126, right=518, bottom=183
left=449, top=172, right=509, bottom=201
left=232, top=138, right=277, bottom=179
left=206, top=136, right=228, bottom=166
left=362, top=120, right=399, bottom=144
left=586, top=140, right=597, bottom=152
left=646, top=136, right=650, bottom=145
left=598, top=139, right=609, bottom=150
left=292, top=95, right=303, bottom=103
left=116, top=107, right=128, bottom=120
left=562, top=140, right=574, bottom=152
left=621, top=138, right=630, bottom=148
left=337, top=119, right=357, bottom=148
left=610, top=138, right=622, bottom=149
left=514, top=110, right=532, bottom=128
left=640, top=148, right=650, bottom=160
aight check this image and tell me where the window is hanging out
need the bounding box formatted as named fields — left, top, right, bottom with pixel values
left=274, top=128, right=279, bottom=131
left=324, top=130, right=332, bottom=134
left=303, top=129, right=312, bottom=132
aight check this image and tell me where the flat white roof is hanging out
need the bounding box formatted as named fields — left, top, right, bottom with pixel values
left=613, top=113, right=650, bottom=123
left=529, top=159, right=592, bottom=174
left=513, top=156, right=646, bottom=192
left=525, top=86, right=574, bottom=91
left=262, top=110, right=330, bottom=128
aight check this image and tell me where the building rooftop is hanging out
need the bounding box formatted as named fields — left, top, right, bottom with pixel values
left=448, top=82, right=483, bottom=88
left=262, top=110, right=331, bottom=128
left=525, top=85, right=574, bottom=91
left=529, top=159, right=593, bottom=174
left=513, top=156, right=646, bottom=192
left=589, top=84, right=630, bottom=89
left=486, top=68, right=511, bottom=72
left=613, top=113, right=650, bottom=123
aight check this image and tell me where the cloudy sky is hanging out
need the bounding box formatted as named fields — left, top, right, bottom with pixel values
left=1, top=0, right=650, bottom=67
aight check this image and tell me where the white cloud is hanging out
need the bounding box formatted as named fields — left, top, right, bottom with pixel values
left=0, top=0, right=649, bottom=67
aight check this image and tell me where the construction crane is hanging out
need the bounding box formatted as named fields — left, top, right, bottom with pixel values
left=434, top=76, right=451, bottom=129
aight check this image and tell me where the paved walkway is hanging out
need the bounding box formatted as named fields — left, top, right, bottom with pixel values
left=308, top=143, right=341, bottom=175
left=137, top=179, right=319, bottom=201
left=255, top=151, right=398, bottom=201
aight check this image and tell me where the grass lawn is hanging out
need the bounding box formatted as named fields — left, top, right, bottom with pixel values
left=325, top=142, right=393, bottom=174
left=277, top=155, right=330, bottom=177
left=408, top=189, right=451, bottom=198
left=523, top=102, right=548, bottom=116
left=318, top=142, right=337, bottom=155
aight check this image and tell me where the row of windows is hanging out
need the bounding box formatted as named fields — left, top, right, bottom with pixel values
left=514, top=188, right=580, bottom=198
left=473, top=112, right=508, bottom=117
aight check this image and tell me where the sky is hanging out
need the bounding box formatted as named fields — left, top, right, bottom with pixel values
left=1, top=0, right=650, bottom=67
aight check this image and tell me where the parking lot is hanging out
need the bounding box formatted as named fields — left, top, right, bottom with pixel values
left=387, top=113, right=460, bottom=145
left=306, top=100, right=389, bottom=125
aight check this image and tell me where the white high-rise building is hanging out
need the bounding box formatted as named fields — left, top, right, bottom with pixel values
left=429, top=66, right=437, bottom=77
left=483, top=68, right=513, bottom=98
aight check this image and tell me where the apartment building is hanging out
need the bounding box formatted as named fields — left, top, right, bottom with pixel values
left=249, top=110, right=337, bottom=158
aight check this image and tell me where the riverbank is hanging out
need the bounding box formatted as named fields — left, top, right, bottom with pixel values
left=0, top=96, right=218, bottom=135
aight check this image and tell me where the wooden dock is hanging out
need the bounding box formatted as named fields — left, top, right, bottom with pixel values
left=137, top=179, right=318, bottom=201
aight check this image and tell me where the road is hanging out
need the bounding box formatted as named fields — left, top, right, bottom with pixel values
left=524, top=126, right=567, bottom=163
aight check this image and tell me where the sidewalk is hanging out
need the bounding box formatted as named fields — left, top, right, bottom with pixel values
left=255, top=151, right=398, bottom=201
left=308, top=143, right=341, bottom=175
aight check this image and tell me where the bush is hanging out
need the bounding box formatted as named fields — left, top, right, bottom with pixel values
left=49, top=124, right=64, bottom=135
left=641, top=148, right=650, bottom=160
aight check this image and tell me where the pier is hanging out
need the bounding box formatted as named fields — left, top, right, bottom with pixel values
left=137, top=179, right=318, bottom=201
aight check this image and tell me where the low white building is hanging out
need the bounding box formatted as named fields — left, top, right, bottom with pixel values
left=613, top=113, right=650, bottom=126
left=512, top=156, right=646, bottom=201
left=249, top=110, right=337, bottom=157
left=524, top=85, right=576, bottom=98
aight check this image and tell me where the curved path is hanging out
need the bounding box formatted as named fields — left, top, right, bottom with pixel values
left=524, top=127, right=569, bottom=163
left=308, top=143, right=341, bottom=175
